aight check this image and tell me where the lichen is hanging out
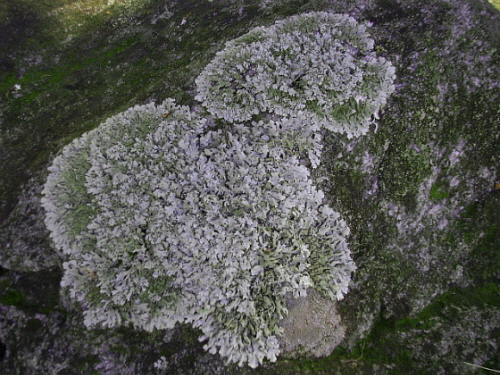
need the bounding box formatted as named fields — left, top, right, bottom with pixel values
left=41, top=11, right=396, bottom=368
left=41, top=97, right=356, bottom=368
left=0, top=1, right=498, bottom=374
left=195, top=12, right=395, bottom=138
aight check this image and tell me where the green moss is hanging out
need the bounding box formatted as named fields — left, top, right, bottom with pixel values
left=0, top=280, right=27, bottom=307
left=429, top=182, right=449, bottom=200
left=457, top=192, right=500, bottom=281
left=489, top=0, right=500, bottom=11
left=321, top=283, right=500, bottom=374
left=0, top=289, right=27, bottom=306
left=67, top=354, right=100, bottom=374
left=397, top=283, right=500, bottom=331
left=25, top=318, right=43, bottom=332
left=0, top=270, right=65, bottom=317
left=111, top=344, right=129, bottom=356
left=178, top=324, right=203, bottom=346
left=379, top=143, right=432, bottom=209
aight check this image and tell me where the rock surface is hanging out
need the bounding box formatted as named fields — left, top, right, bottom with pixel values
left=0, top=0, right=499, bottom=374
left=279, top=289, right=346, bottom=359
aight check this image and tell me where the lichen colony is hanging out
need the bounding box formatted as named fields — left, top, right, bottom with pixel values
left=42, top=12, right=395, bottom=367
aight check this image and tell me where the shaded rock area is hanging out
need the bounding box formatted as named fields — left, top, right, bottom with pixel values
left=0, top=0, right=499, bottom=374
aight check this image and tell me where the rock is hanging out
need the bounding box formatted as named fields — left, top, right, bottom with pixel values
left=279, top=289, right=346, bottom=359
left=0, top=0, right=499, bottom=374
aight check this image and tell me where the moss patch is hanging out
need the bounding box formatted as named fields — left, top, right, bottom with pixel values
left=429, top=182, right=449, bottom=200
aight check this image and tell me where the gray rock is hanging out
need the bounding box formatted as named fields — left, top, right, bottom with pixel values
left=0, top=0, right=499, bottom=374
left=279, top=289, right=346, bottom=358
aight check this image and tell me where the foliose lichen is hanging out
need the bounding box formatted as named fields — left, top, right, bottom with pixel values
left=195, top=12, right=396, bottom=138
left=41, top=12, right=395, bottom=368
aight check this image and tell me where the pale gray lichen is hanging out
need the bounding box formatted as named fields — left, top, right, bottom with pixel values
left=42, top=98, right=354, bottom=368
left=195, top=12, right=396, bottom=138
left=41, top=11, right=396, bottom=368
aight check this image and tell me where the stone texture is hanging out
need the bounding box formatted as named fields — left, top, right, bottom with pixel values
left=0, top=0, right=499, bottom=374
left=279, top=289, right=346, bottom=358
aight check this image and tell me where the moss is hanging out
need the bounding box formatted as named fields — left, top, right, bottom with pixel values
left=178, top=324, right=204, bottom=346
left=379, top=145, right=432, bottom=208
left=457, top=191, right=500, bottom=281
left=335, top=269, right=500, bottom=372
left=0, top=0, right=61, bottom=52
left=0, top=270, right=64, bottom=319
left=25, top=317, right=44, bottom=332
left=65, top=354, right=101, bottom=375
left=0, top=288, right=27, bottom=306
left=313, top=283, right=500, bottom=374
left=489, top=0, right=500, bottom=11
left=396, top=283, right=500, bottom=331
left=429, top=182, right=449, bottom=200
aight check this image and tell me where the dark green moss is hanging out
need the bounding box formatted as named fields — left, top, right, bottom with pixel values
left=63, top=354, right=100, bottom=375
left=458, top=191, right=500, bottom=281
left=379, top=145, right=432, bottom=208
left=0, top=269, right=65, bottom=319
left=397, top=283, right=500, bottom=331
left=0, top=288, right=27, bottom=306
left=315, top=283, right=500, bottom=374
